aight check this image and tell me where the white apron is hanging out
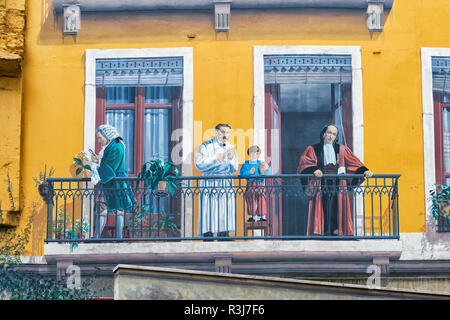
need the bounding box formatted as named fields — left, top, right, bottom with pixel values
left=194, top=138, right=238, bottom=235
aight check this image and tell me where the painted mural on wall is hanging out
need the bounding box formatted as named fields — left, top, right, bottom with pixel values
left=27, top=0, right=406, bottom=243
left=16, top=0, right=450, bottom=258
left=41, top=48, right=401, bottom=243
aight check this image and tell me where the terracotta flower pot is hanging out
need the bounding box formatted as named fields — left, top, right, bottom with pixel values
left=158, top=180, right=167, bottom=191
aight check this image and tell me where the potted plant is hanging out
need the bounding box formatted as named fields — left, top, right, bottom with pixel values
left=153, top=211, right=179, bottom=237
left=126, top=204, right=179, bottom=238
left=430, top=184, right=450, bottom=223
left=66, top=230, right=79, bottom=252
left=137, top=155, right=180, bottom=195
left=73, top=219, right=89, bottom=239
left=73, top=151, right=92, bottom=178
left=33, top=165, right=55, bottom=204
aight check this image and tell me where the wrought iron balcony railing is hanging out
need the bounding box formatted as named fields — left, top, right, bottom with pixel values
left=44, top=174, right=400, bottom=242
left=437, top=215, right=450, bottom=232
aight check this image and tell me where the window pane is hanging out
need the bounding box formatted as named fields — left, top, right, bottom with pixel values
left=144, top=109, right=171, bottom=163
left=145, top=86, right=171, bottom=104
left=106, top=87, right=135, bottom=104
left=105, top=109, right=135, bottom=174
left=444, top=107, right=450, bottom=174
left=264, top=54, right=354, bottom=175
left=444, top=92, right=450, bottom=103
left=267, top=83, right=352, bottom=174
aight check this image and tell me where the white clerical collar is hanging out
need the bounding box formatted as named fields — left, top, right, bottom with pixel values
left=323, top=143, right=336, bottom=165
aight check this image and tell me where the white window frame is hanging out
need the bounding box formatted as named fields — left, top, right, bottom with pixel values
left=84, top=47, right=194, bottom=175
left=253, top=45, right=365, bottom=162
left=421, top=47, right=450, bottom=229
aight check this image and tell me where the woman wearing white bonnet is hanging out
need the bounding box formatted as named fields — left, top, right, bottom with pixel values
left=91, top=124, right=135, bottom=239
left=96, top=124, right=122, bottom=144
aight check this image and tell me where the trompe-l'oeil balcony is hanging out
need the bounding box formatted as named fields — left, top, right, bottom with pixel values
left=44, top=174, right=400, bottom=243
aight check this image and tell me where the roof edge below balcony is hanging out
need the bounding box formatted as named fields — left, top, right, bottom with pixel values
left=52, top=0, right=394, bottom=12
left=113, top=265, right=450, bottom=299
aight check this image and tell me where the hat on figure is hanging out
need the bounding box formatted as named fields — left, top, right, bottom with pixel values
left=96, top=124, right=121, bottom=142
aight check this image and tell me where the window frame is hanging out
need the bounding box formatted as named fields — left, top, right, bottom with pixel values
left=84, top=48, right=194, bottom=177
left=433, top=93, right=450, bottom=185
left=254, top=46, right=364, bottom=236
left=96, top=86, right=178, bottom=176
left=253, top=45, right=365, bottom=163
left=421, top=48, right=450, bottom=232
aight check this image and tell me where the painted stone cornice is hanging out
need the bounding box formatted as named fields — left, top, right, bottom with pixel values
left=52, top=0, right=393, bottom=11
left=53, top=0, right=393, bottom=34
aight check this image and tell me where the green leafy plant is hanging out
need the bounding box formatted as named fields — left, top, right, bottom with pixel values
left=74, top=219, right=89, bottom=237
left=157, top=211, right=179, bottom=234
left=53, top=213, right=89, bottom=240
left=126, top=204, right=179, bottom=237
left=66, top=219, right=89, bottom=253
left=32, top=165, right=55, bottom=188
left=137, top=155, right=180, bottom=195
left=0, top=203, right=34, bottom=258
left=53, top=209, right=72, bottom=238
left=67, top=230, right=79, bottom=253
left=430, top=184, right=450, bottom=222
left=0, top=255, right=105, bottom=300
left=0, top=171, right=109, bottom=300
left=0, top=200, right=107, bottom=300
left=73, top=151, right=92, bottom=177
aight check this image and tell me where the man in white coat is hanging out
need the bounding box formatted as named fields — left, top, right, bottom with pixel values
left=195, top=123, right=238, bottom=239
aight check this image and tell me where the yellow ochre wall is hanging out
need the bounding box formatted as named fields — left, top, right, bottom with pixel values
left=7, top=0, right=450, bottom=255
left=0, top=0, right=25, bottom=227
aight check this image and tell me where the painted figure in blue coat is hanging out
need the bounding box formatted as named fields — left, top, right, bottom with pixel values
left=240, top=145, right=271, bottom=222
left=90, top=124, right=135, bottom=239
left=195, top=123, right=238, bottom=238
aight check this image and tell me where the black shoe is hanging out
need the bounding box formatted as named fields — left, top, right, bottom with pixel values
left=217, top=231, right=232, bottom=241
left=203, top=232, right=214, bottom=241
left=247, top=217, right=256, bottom=222
left=217, top=231, right=229, bottom=237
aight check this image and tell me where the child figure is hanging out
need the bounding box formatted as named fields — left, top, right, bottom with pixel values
left=240, top=145, right=271, bottom=222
